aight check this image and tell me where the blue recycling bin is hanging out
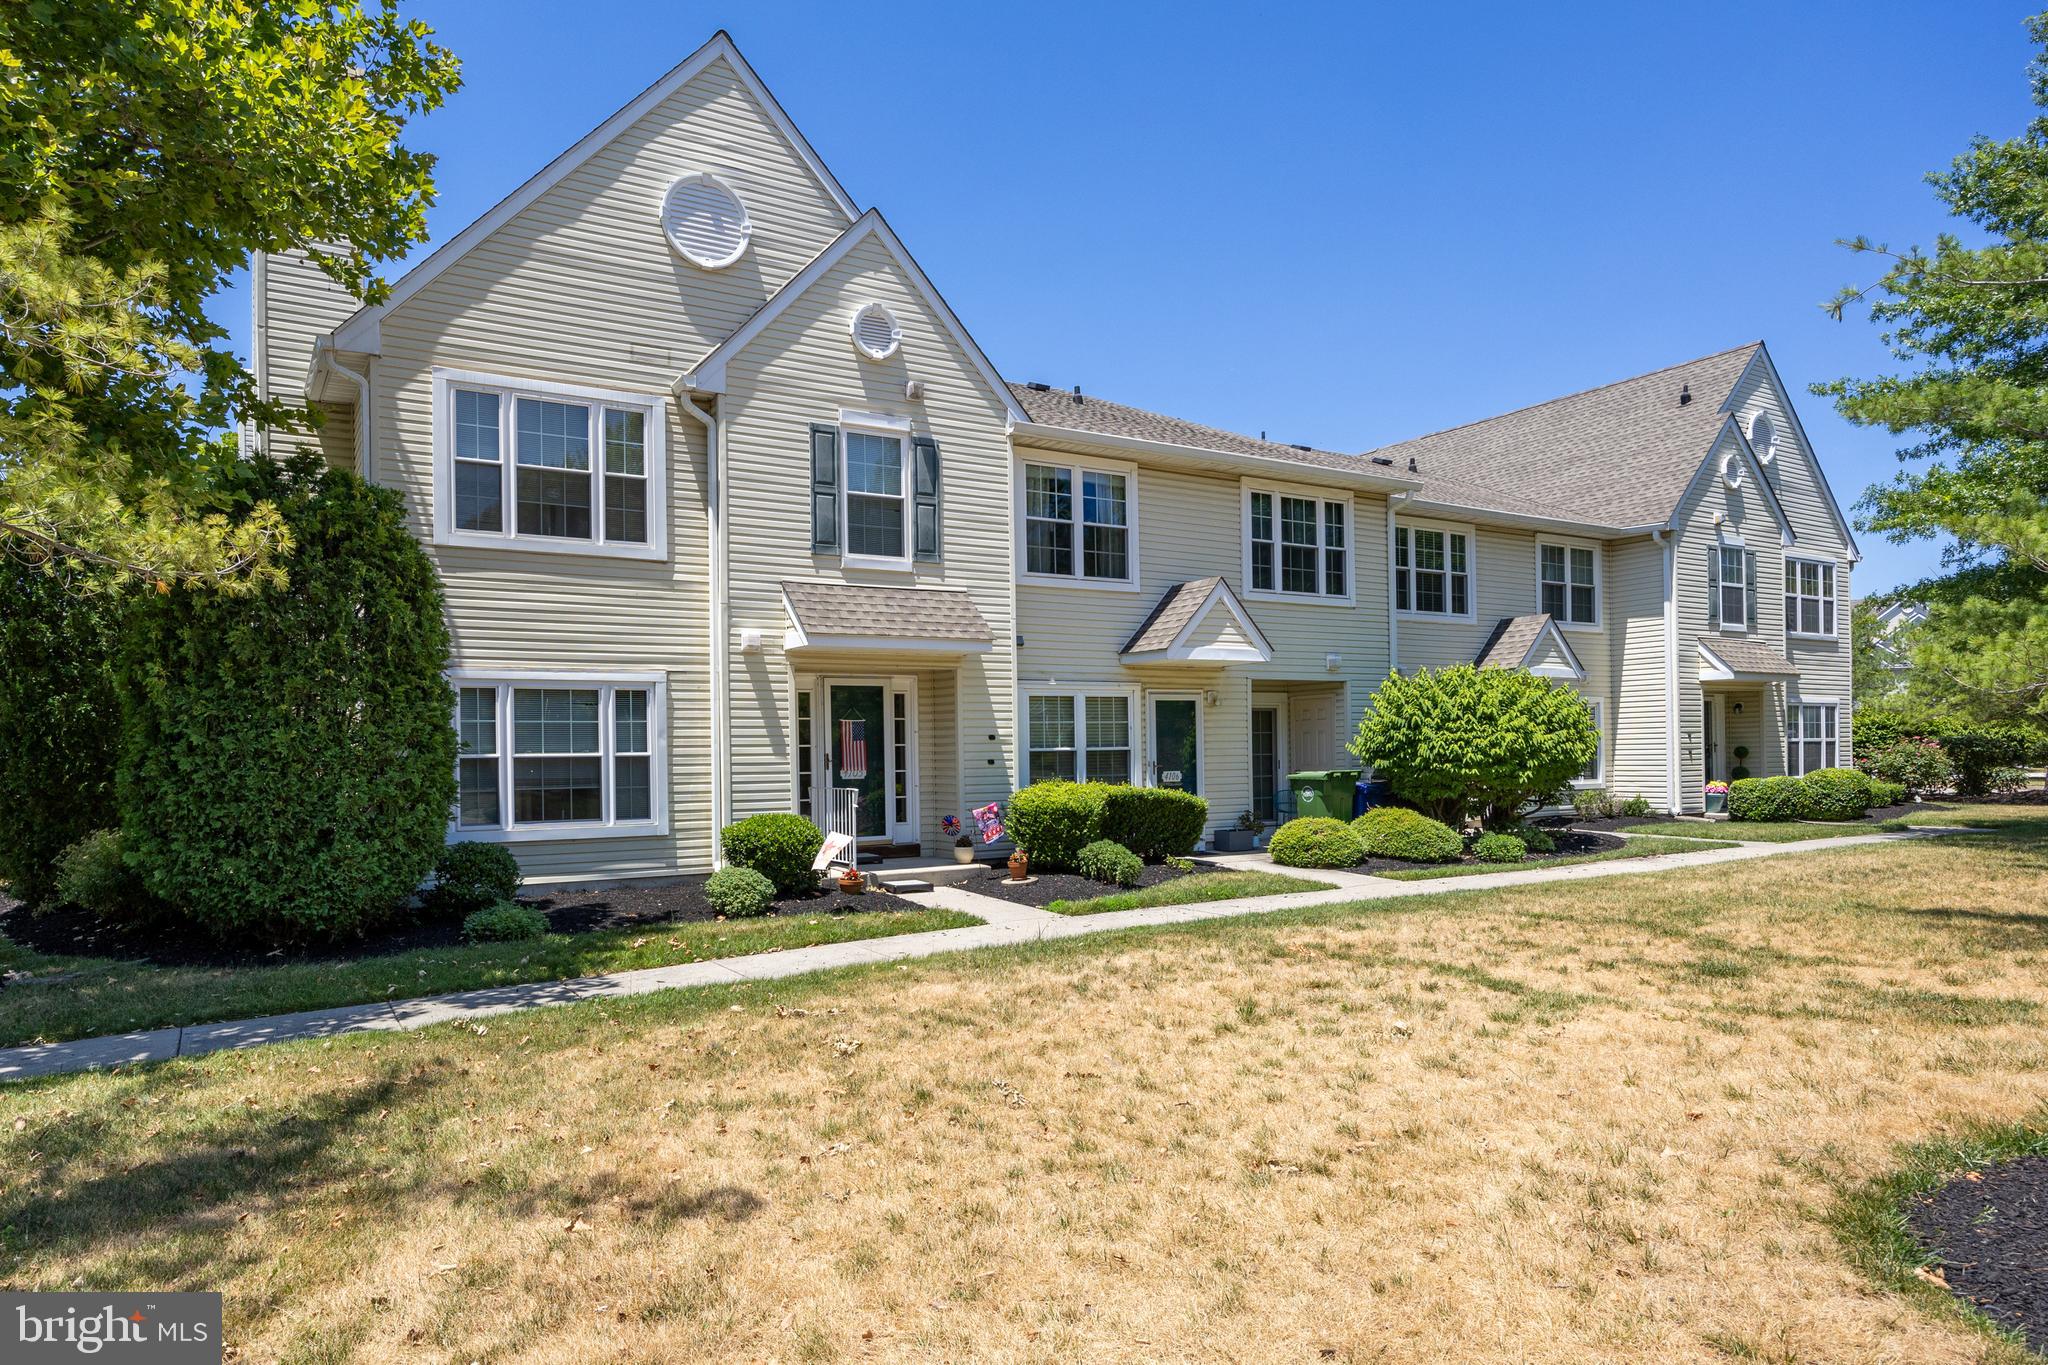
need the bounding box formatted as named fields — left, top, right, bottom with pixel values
left=1354, top=778, right=1393, bottom=817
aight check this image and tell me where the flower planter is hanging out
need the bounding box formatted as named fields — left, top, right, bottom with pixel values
left=837, top=869, right=866, bottom=894
left=951, top=845, right=975, bottom=864
left=1212, top=828, right=1257, bottom=853
left=1704, top=794, right=1726, bottom=814
left=1006, top=850, right=1030, bottom=881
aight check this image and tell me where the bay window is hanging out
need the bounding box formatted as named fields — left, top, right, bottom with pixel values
left=452, top=673, right=666, bottom=840
left=1394, top=520, right=1472, bottom=618
left=1785, top=557, right=1837, bottom=637
left=1021, top=459, right=1135, bottom=585
left=1247, top=486, right=1351, bottom=601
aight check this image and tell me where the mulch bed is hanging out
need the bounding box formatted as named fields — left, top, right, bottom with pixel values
left=0, top=876, right=906, bottom=972
left=957, top=859, right=1215, bottom=909
left=1908, top=1155, right=2048, bottom=1353
left=1539, top=814, right=1663, bottom=832
left=1360, top=828, right=1625, bottom=875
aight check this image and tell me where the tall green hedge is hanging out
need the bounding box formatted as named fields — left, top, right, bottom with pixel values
left=1099, top=786, right=1208, bottom=860
left=0, top=562, right=122, bottom=904
left=118, top=459, right=455, bottom=943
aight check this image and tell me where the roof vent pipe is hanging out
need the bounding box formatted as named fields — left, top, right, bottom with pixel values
left=1679, top=383, right=1692, bottom=406
left=1072, top=384, right=1082, bottom=404
left=1407, top=456, right=1418, bottom=473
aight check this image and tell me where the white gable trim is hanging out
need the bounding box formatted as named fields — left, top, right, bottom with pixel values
left=1519, top=617, right=1587, bottom=680
left=331, top=33, right=856, bottom=353
left=1669, top=416, right=1795, bottom=547
left=1696, top=640, right=1794, bottom=683
left=1122, top=579, right=1275, bottom=664
left=681, top=210, right=1028, bottom=424
left=1721, top=342, right=1861, bottom=561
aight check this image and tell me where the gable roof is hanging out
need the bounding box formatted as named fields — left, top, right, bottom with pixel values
left=679, top=211, right=1026, bottom=423
left=1120, top=577, right=1273, bottom=663
left=1722, top=343, right=1862, bottom=560
left=1673, top=414, right=1796, bottom=546
left=1368, top=344, right=1763, bottom=530
left=1473, top=614, right=1585, bottom=680
left=331, top=31, right=856, bottom=353
left=1697, top=635, right=1799, bottom=680
left=1010, top=383, right=1419, bottom=490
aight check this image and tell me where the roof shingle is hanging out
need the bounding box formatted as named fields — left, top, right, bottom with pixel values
left=781, top=581, right=992, bottom=643
left=1008, top=382, right=1396, bottom=479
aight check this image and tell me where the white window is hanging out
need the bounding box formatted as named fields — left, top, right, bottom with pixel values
left=1394, top=519, right=1472, bottom=618
left=1539, top=542, right=1598, bottom=626
left=1247, top=486, right=1351, bottom=601
left=433, top=370, right=666, bottom=560
left=1718, top=545, right=1748, bottom=630
left=1025, top=690, right=1133, bottom=784
left=1577, top=699, right=1604, bottom=785
left=450, top=673, right=667, bottom=841
left=1749, top=412, right=1777, bottom=465
left=1788, top=702, right=1838, bottom=775
left=1785, top=557, right=1838, bottom=637
left=843, top=425, right=908, bottom=566
left=1020, top=459, right=1136, bottom=586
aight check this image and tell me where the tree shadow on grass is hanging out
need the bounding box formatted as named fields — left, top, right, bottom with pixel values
left=1876, top=903, right=2048, bottom=953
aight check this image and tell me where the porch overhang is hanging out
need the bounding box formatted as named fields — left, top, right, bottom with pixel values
left=1475, top=613, right=1585, bottom=682
left=1119, top=576, right=1273, bottom=665
left=781, top=581, right=993, bottom=658
left=1697, top=637, right=1799, bottom=682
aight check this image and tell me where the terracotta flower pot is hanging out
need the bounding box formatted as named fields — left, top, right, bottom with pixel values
left=837, top=869, right=865, bottom=894
left=1006, top=850, right=1029, bottom=881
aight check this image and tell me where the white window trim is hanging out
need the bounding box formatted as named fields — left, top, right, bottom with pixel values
left=1241, top=480, right=1355, bottom=607
left=838, top=409, right=914, bottom=572
left=1572, top=697, right=1606, bottom=789
left=431, top=368, right=668, bottom=561
left=1716, top=539, right=1751, bottom=635
left=1784, top=555, right=1840, bottom=640
left=1536, top=537, right=1603, bottom=631
left=1022, top=685, right=1142, bottom=784
left=1786, top=698, right=1841, bottom=776
left=447, top=668, right=669, bottom=843
left=1392, top=514, right=1477, bottom=623
left=1014, top=455, right=1141, bottom=591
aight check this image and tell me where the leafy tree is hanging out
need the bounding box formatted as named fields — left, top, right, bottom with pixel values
left=1849, top=599, right=1907, bottom=710
left=1350, top=666, right=1597, bottom=827
left=118, top=458, right=456, bottom=943
left=1819, top=12, right=2048, bottom=723
left=0, top=1, right=460, bottom=586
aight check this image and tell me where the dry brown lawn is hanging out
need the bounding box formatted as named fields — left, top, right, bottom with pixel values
left=5, top=806, right=2046, bottom=1363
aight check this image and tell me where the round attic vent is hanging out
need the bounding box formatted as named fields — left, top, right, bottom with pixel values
left=850, top=301, right=902, bottom=361
left=1749, top=412, right=1777, bottom=465
left=1722, top=451, right=1746, bottom=490
left=662, top=172, right=750, bottom=269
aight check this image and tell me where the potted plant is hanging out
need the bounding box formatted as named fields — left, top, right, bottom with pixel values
left=1704, top=780, right=1731, bottom=814
left=952, top=833, right=975, bottom=864
left=1212, top=810, right=1261, bottom=853
left=837, top=866, right=866, bottom=894
left=1731, top=746, right=1751, bottom=781
left=1005, top=847, right=1030, bottom=881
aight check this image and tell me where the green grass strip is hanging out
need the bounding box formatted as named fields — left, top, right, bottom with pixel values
left=1047, top=870, right=1329, bottom=916
left=1375, top=835, right=1735, bottom=879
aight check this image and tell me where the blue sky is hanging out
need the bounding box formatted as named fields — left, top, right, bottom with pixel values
left=217, top=1, right=2036, bottom=595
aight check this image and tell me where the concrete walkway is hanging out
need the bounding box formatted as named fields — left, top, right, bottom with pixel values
left=0, top=826, right=1974, bottom=1083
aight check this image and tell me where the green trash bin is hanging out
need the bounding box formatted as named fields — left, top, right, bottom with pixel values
left=1288, top=769, right=1363, bottom=821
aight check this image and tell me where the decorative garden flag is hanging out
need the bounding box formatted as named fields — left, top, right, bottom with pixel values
left=838, top=719, right=867, bottom=779
left=972, top=801, right=1004, bottom=844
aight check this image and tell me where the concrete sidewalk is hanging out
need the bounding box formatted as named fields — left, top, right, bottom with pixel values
left=0, top=826, right=1973, bottom=1083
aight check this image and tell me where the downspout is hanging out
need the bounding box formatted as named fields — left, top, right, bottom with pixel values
left=1386, top=492, right=1410, bottom=677
left=673, top=388, right=728, bottom=869
left=1654, top=528, right=1681, bottom=815
left=250, top=252, right=270, bottom=456
left=310, top=340, right=371, bottom=475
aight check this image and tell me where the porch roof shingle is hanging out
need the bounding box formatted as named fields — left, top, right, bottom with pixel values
left=1700, top=635, right=1800, bottom=677
left=1474, top=614, right=1553, bottom=670
left=1122, top=577, right=1223, bottom=655
left=781, top=581, right=992, bottom=644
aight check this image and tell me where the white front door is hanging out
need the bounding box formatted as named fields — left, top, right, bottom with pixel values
left=1703, top=696, right=1723, bottom=782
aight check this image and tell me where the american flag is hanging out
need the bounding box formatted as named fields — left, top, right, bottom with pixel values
left=838, top=719, right=867, bottom=779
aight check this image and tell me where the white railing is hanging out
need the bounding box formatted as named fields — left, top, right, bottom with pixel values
left=825, top=787, right=860, bottom=869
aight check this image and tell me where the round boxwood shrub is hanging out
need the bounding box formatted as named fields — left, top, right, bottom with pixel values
left=1472, top=832, right=1526, bottom=864
left=1867, top=778, right=1907, bottom=809
left=1857, top=737, right=1950, bottom=795
left=428, top=843, right=524, bottom=916
left=1268, top=817, right=1364, bottom=868
left=1798, top=767, right=1873, bottom=821
left=462, top=900, right=548, bottom=943
left=118, top=458, right=456, bottom=945
left=54, top=829, right=143, bottom=918
left=705, top=866, right=777, bottom=917
left=1006, top=781, right=1108, bottom=871
left=720, top=813, right=824, bottom=896
left=1351, top=807, right=1464, bottom=863
left=1098, top=786, right=1207, bottom=861
left=1507, top=824, right=1557, bottom=854
left=1727, top=775, right=1802, bottom=822
left=1075, top=839, right=1143, bottom=887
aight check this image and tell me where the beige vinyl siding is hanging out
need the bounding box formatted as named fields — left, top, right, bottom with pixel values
left=349, top=54, right=859, bottom=881
left=1607, top=534, right=1671, bottom=808
left=255, top=249, right=364, bottom=467
left=719, top=234, right=1017, bottom=853
left=1015, top=456, right=1392, bottom=834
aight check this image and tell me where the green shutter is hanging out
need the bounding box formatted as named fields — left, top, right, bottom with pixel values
left=1745, top=550, right=1759, bottom=629
left=809, top=424, right=838, bottom=552
left=1706, top=547, right=1720, bottom=629
left=911, top=435, right=940, bottom=562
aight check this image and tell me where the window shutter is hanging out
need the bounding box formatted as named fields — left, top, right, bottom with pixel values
left=1745, top=551, right=1758, bottom=629
left=1706, top=547, right=1720, bottom=629
left=911, top=435, right=940, bottom=562
left=809, top=424, right=839, bottom=552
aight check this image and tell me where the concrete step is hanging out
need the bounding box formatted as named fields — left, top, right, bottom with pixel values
left=876, top=876, right=935, bottom=894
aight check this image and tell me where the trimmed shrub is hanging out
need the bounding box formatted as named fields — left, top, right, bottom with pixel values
left=1857, top=737, right=1951, bottom=795
left=720, top=813, right=824, bottom=896
left=1868, top=779, right=1907, bottom=809
left=1941, top=728, right=2038, bottom=797
left=0, top=562, right=122, bottom=905
left=427, top=843, right=524, bottom=916
left=705, top=866, right=777, bottom=917
left=1572, top=789, right=1618, bottom=820
left=1351, top=807, right=1464, bottom=863
left=1351, top=665, right=1598, bottom=825
left=1099, top=786, right=1207, bottom=861
left=1618, top=795, right=1654, bottom=818
left=1472, top=832, right=1526, bottom=864
left=1727, top=775, right=1802, bottom=822
left=1075, top=839, right=1144, bottom=887
left=118, top=459, right=456, bottom=945
left=1510, top=825, right=1558, bottom=854
left=1798, top=767, right=1872, bottom=821
left=1268, top=817, right=1364, bottom=868
left=53, top=829, right=145, bottom=918
left=1006, top=781, right=1108, bottom=871
left=462, top=901, right=548, bottom=943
